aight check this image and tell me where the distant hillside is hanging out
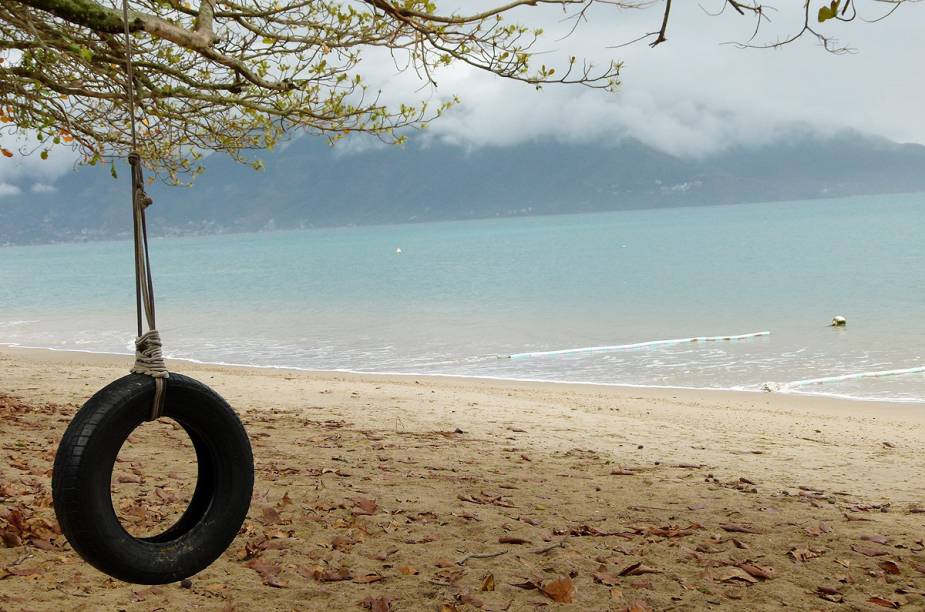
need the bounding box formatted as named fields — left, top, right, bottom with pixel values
left=2, top=132, right=924, bottom=244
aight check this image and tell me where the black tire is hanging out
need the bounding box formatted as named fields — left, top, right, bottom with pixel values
left=52, top=373, right=254, bottom=585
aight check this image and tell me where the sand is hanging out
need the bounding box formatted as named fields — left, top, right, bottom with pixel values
left=1, top=345, right=924, bottom=611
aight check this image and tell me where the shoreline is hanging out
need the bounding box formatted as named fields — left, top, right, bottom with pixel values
left=3, top=341, right=923, bottom=406
left=3, top=342, right=925, bottom=495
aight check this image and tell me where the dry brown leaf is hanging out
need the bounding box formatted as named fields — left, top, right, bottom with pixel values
left=244, top=558, right=288, bottom=588
left=540, top=576, right=574, bottom=603
left=719, top=523, right=762, bottom=534
left=398, top=565, right=418, bottom=576
left=851, top=543, right=889, bottom=557
left=867, top=596, right=901, bottom=608
left=352, top=497, right=378, bottom=516
left=480, top=573, right=495, bottom=592
left=879, top=560, right=901, bottom=575
left=353, top=573, right=385, bottom=584
left=715, top=567, right=758, bottom=584
left=861, top=534, right=891, bottom=545
left=259, top=506, right=281, bottom=524
left=499, top=535, right=531, bottom=545
left=789, top=548, right=819, bottom=562
left=817, top=585, right=843, bottom=603
left=619, top=562, right=662, bottom=577
left=594, top=570, right=621, bottom=586
left=360, top=596, right=392, bottom=612
left=738, top=562, right=774, bottom=580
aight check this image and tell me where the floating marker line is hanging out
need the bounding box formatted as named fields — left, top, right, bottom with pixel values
left=507, top=331, right=771, bottom=359
left=783, top=365, right=925, bottom=390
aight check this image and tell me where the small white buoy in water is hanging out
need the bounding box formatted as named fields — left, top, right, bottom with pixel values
left=395, top=247, right=402, bottom=254
left=831, top=315, right=846, bottom=327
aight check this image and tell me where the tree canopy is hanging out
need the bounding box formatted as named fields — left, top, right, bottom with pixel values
left=0, top=0, right=913, bottom=179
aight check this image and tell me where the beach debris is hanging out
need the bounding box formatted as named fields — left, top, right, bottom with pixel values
left=498, top=535, right=531, bottom=544
left=719, top=523, right=763, bottom=534
left=830, top=315, right=847, bottom=327
left=244, top=557, right=288, bottom=587
left=879, top=560, right=901, bottom=575
left=714, top=567, right=757, bottom=584
left=618, top=562, right=662, bottom=576
left=867, top=596, right=902, bottom=608
left=851, top=542, right=889, bottom=557
left=539, top=576, right=575, bottom=603
left=359, top=595, right=393, bottom=611
left=738, top=562, right=774, bottom=580
left=788, top=547, right=820, bottom=562
left=817, top=585, right=844, bottom=603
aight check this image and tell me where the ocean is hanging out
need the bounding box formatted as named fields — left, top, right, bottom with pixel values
left=2, top=193, right=923, bottom=402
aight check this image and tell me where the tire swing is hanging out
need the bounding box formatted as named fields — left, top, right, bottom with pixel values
left=51, top=0, right=254, bottom=585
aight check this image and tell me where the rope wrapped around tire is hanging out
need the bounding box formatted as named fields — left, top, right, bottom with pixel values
left=52, top=373, right=254, bottom=585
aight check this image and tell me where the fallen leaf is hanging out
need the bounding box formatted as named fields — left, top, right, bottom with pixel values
left=353, top=573, right=385, bottom=584
left=360, top=596, right=392, bottom=612
left=817, top=585, right=843, bottom=603
left=398, top=565, right=418, bottom=576
left=719, top=523, right=762, bottom=534
left=540, top=576, right=574, bottom=603
left=481, top=573, right=495, bottom=592
left=352, top=498, right=378, bottom=516
left=738, top=562, right=774, bottom=580
left=789, top=548, right=819, bottom=562
left=879, top=560, right=901, bottom=575
left=715, top=567, right=757, bottom=584
left=852, top=543, right=889, bottom=557
left=594, top=570, right=621, bottom=586
left=259, top=506, right=281, bottom=524
left=868, top=596, right=901, bottom=608
left=619, top=562, right=662, bottom=577
left=244, top=558, right=288, bottom=588
left=499, top=536, right=531, bottom=545
left=861, top=534, right=891, bottom=545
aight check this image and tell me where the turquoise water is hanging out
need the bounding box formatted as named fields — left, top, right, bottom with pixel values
left=2, top=193, right=924, bottom=402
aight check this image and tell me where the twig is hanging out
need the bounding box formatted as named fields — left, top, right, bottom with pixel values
left=532, top=540, right=567, bottom=555
left=457, top=550, right=507, bottom=565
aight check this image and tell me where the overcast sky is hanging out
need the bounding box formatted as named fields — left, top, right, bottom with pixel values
left=2, top=0, right=923, bottom=191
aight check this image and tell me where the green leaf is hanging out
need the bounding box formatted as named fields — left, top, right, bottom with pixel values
left=818, top=0, right=840, bottom=22
left=40, top=150, right=48, bottom=160
left=110, top=162, right=118, bottom=179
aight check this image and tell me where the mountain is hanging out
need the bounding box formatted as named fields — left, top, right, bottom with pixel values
left=2, top=132, right=924, bottom=244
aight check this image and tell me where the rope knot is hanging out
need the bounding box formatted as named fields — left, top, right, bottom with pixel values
left=132, top=329, right=169, bottom=379
left=128, top=151, right=141, bottom=166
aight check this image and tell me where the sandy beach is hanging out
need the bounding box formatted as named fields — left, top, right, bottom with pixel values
left=2, top=345, right=925, bottom=610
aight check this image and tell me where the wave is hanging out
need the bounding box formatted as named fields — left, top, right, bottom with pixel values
left=782, top=365, right=925, bottom=390
left=506, top=331, right=771, bottom=359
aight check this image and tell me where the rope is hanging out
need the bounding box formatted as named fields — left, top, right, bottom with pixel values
left=122, top=0, right=168, bottom=421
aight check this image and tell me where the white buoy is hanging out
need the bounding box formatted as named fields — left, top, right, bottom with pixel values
left=395, top=247, right=402, bottom=254
left=831, top=315, right=846, bottom=327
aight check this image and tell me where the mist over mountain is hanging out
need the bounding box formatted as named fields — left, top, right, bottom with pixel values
left=2, top=131, right=924, bottom=245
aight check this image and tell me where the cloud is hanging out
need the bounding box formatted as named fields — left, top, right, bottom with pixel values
left=0, top=182, right=21, bottom=197
left=31, top=182, right=58, bottom=193
left=367, top=1, right=925, bottom=156
left=0, top=133, right=78, bottom=191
